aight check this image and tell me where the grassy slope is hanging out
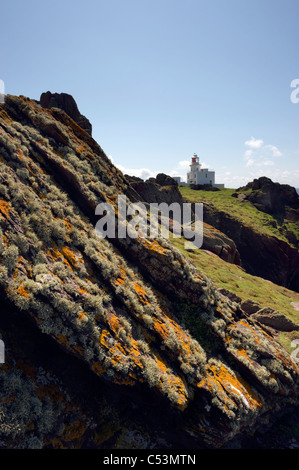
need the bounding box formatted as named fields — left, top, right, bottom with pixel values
left=180, top=186, right=299, bottom=245
left=171, top=187, right=299, bottom=353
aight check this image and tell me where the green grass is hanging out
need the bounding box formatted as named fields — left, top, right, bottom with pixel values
left=179, top=186, right=297, bottom=245
left=171, top=235, right=299, bottom=354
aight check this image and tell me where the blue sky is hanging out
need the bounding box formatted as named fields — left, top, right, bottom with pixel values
left=2, top=0, right=299, bottom=188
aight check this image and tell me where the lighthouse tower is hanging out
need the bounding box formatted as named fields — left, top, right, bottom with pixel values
left=185, top=152, right=225, bottom=187
left=190, top=153, right=201, bottom=171
left=187, top=153, right=203, bottom=184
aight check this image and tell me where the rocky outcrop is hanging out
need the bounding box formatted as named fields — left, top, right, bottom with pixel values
left=40, top=91, right=92, bottom=136
left=200, top=200, right=299, bottom=292
left=251, top=308, right=299, bottom=332
left=126, top=173, right=183, bottom=205
left=0, top=94, right=298, bottom=449
left=241, top=299, right=261, bottom=315
left=200, top=223, right=241, bottom=264
left=238, top=177, right=299, bottom=215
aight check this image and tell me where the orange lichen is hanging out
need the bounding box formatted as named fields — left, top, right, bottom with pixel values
left=154, top=354, right=189, bottom=410
left=238, top=320, right=261, bottom=344
left=141, top=238, right=167, bottom=255
left=153, top=319, right=170, bottom=341
left=114, top=277, right=125, bottom=286
left=126, top=338, right=144, bottom=370
left=107, top=313, right=121, bottom=334
left=198, top=363, right=263, bottom=412
left=62, top=219, right=74, bottom=240
left=194, top=272, right=203, bottom=281
left=237, top=348, right=250, bottom=360
left=77, top=312, right=86, bottom=321
left=133, top=282, right=150, bottom=304
left=46, top=243, right=63, bottom=262
left=114, top=265, right=126, bottom=286
left=0, top=108, right=12, bottom=123
left=78, top=286, right=88, bottom=295
left=0, top=200, right=11, bottom=218
left=16, top=284, right=29, bottom=298
left=61, top=246, right=79, bottom=268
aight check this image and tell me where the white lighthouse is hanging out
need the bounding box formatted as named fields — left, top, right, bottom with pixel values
left=187, top=153, right=224, bottom=187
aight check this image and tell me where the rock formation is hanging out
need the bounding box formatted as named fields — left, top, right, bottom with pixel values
left=126, top=173, right=183, bottom=205
left=239, top=177, right=299, bottom=215
left=40, top=91, right=92, bottom=136
left=0, top=94, right=298, bottom=449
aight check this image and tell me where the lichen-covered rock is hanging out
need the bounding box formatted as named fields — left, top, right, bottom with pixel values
left=0, top=94, right=298, bottom=449
left=251, top=308, right=299, bottom=332
left=40, top=91, right=92, bottom=136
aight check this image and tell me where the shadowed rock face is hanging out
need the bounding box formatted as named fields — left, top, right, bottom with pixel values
left=126, top=173, right=183, bottom=205
left=0, top=94, right=298, bottom=449
left=201, top=201, right=299, bottom=292
left=40, top=91, right=92, bottom=136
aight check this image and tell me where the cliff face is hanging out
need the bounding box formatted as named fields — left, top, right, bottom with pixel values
left=202, top=206, right=299, bottom=292
left=0, top=94, right=298, bottom=449
left=181, top=184, right=299, bottom=293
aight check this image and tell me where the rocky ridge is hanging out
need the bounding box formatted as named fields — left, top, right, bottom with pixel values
left=0, top=94, right=298, bottom=449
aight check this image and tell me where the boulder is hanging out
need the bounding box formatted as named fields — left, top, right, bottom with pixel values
left=155, top=173, right=178, bottom=186
left=241, top=299, right=261, bottom=315
left=251, top=307, right=299, bottom=332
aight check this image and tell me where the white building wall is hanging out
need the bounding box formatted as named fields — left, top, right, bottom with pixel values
left=187, top=168, right=215, bottom=185
left=196, top=169, right=215, bottom=185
